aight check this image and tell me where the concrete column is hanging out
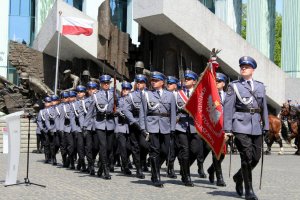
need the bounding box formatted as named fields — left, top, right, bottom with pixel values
left=215, top=0, right=242, bottom=34
left=127, top=0, right=140, bottom=46
left=281, top=0, right=300, bottom=78
left=246, top=0, right=275, bottom=60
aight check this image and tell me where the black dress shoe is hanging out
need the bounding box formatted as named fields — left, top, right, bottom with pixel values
left=207, top=167, right=215, bottom=183
left=233, top=174, right=243, bottom=196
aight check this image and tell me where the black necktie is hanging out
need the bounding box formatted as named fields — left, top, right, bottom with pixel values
left=157, top=90, right=160, bottom=97
left=219, top=91, right=222, bottom=102
left=247, top=81, right=252, bottom=91
left=187, top=89, right=190, bottom=98
left=105, top=91, right=108, bottom=100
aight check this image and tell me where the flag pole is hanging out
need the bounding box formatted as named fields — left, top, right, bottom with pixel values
left=54, top=11, right=62, bottom=95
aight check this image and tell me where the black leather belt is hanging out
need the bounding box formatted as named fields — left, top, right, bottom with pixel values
left=177, top=110, right=188, bottom=115
left=236, top=108, right=261, bottom=114
left=147, top=113, right=170, bottom=117
left=96, top=112, right=114, bottom=121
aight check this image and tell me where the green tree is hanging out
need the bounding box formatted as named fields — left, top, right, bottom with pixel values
left=274, top=13, right=282, bottom=67
left=241, top=3, right=247, bottom=39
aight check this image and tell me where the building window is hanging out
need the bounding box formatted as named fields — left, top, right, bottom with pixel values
left=110, top=0, right=128, bottom=32
left=9, top=0, right=35, bottom=45
left=64, top=0, right=83, bottom=11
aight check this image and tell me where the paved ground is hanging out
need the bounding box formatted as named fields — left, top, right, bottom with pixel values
left=0, top=152, right=299, bottom=200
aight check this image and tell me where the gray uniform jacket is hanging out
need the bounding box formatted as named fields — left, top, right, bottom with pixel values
left=114, top=96, right=129, bottom=134
left=70, top=100, right=85, bottom=133
left=223, top=79, right=269, bottom=135
left=58, top=103, right=72, bottom=133
left=45, top=105, right=60, bottom=133
left=174, top=90, right=197, bottom=133
left=139, top=89, right=176, bottom=134
left=123, top=90, right=143, bottom=125
left=36, top=109, right=47, bottom=133
left=84, top=89, right=115, bottom=131
left=83, top=96, right=93, bottom=131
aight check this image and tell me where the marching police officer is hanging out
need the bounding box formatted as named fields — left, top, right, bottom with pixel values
left=207, top=72, right=227, bottom=187
left=140, top=71, right=176, bottom=187
left=115, top=81, right=133, bottom=176
left=58, top=91, right=74, bottom=169
left=70, top=85, right=87, bottom=171
left=224, top=56, right=269, bottom=200
left=37, top=96, right=52, bottom=163
left=122, top=74, right=148, bottom=179
left=84, top=81, right=99, bottom=175
left=45, top=94, right=61, bottom=165
left=68, top=90, right=78, bottom=169
left=84, top=75, right=115, bottom=180
left=175, top=70, right=202, bottom=187
left=166, top=76, right=180, bottom=179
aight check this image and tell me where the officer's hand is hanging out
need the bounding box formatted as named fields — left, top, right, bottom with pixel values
left=170, top=131, right=175, bottom=136
left=224, top=132, right=233, bottom=142
left=263, top=130, right=269, bottom=136
left=83, top=130, right=88, bottom=138
left=132, top=122, right=142, bottom=132
left=82, top=126, right=87, bottom=132
left=141, top=130, right=150, bottom=142
left=50, top=131, right=55, bottom=136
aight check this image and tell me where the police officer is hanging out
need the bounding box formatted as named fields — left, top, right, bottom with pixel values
left=207, top=72, right=227, bottom=187
left=70, top=85, right=87, bottom=171
left=37, top=96, right=52, bottom=163
left=68, top=90, right=78, bottom=169
left=175, top=70, right=202, bottom=187
left=140, top=71, right=176, bottom=187
left=84, top=81, right=99, bottom=175
left=84, top=75, right=115, bottom=180
left=224, top=56, right=269, bottom=200
left=123, top=74, right=148, bottom=179
left=115, top=81, right=133, bottom=176
left=166, top=76, right=180, bottom=179
left=58, top=91, right=74, bottom=169
left=45, top=94, right=61, bottom=165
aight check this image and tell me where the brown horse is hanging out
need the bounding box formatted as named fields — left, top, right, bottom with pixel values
left=279, top=103, right=300, bottom=155
left=265, top=114, right=283, bottom=155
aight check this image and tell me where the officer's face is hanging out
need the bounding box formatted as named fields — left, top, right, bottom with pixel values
left=45, top=102, right=51, bottom=107
left=167, top=83, right=177, bottom=91
left=216, top=80, right=225, bottom=90
left=121, top=88, right=130, bottom=96
left=88, top=88, right=97, bottom=96
left=101, top=82, right=111, bottom=91
left=184, top=78, right=196, bottom=89
left=52, top=100, right=60, bottom=105
left=136, top=81, right=146, bottom=90
left=77, top=92, right=85, bottom=99
left=151, top=79, right=164, bottom=89
left=240, top=64, right=254, bottom=78
left=69, top=97, right=76, bottom=102
left=62, top=97, right=69, bottom=103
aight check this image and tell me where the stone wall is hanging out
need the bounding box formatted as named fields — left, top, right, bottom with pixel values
left=8, top=41, right=44, bottom=81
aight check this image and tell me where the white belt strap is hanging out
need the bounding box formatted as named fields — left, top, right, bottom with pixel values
left=233, top=83, right=253, bottom=105
left=144, top=91, right=159, bottom=110
left=63, top=104, right=70, bottom=119
left=82, top=100, right=88, bottom=114
left=72, top=103, right=79, bottom=117
left=93, top=93, right=108, bottom=112
left=41, top=110, right=46, bottom=121
left=129, top=93, right=140, bottom=109
left=55, top=106, right=61, bottom=116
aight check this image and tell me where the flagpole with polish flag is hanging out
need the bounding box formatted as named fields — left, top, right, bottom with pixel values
left=54, top=11, right=62, bottom=95
left=54, top=13, right=94, bottom=95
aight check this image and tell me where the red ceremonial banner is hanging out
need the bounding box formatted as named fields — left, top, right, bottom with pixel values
left=184, top=63, right=225, bottom=159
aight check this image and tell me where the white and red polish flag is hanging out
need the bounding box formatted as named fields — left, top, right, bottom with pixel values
left=61, top=17, right=94, bottom=36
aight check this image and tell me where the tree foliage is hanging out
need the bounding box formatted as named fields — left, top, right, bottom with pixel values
left=274, top=14, right=282, bottom=67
